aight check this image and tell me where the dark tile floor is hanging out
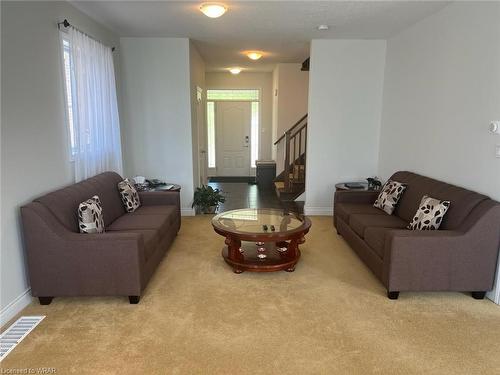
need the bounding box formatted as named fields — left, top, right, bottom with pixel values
left=208, top=182, right=304, bottom=214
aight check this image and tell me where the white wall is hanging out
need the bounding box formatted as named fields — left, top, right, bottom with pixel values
left=120, top=38, right=194, bottom=214
left=273, top=63, right=309, bottom=137
left=1, top=1, right=120, bottom=326
left=271, top=68, right=279, bottom=161
left=189, top=42, right=206, bottom=187
left=272, top=63, right=309, bottom=175
left=305, top=40, right=386, bottom=215
left=378, top=2, right=500, bottom=303
left=205, top=72, right=273, bottom=162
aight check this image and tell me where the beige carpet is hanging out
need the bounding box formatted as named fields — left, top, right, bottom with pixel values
left=2, top=216, right=500, bottom=374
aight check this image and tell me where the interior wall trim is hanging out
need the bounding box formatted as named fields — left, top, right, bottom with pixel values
left=0, top=288, right=33, bottom=328
left=181, top=208, right=196, bottom=216
left=304, top=206, right=333, bottom=216
left=486, top=270, right=500, bottom=305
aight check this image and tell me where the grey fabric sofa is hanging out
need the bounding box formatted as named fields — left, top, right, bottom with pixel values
left=21, top=172, right=181, bottom=304
left=334, top=171, right=500, bottom=299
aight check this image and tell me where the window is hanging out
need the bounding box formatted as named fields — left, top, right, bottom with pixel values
left=207, top=89, right=259, bottom=101
left=61, top=37, right=77, bottom=156
left=206, top=89, right=260, bottom=169
left=251, top=102, right=259, bottom=168
left=207, top=102, right=216, bottom=168
left=59, top=27, right=123, bottom=181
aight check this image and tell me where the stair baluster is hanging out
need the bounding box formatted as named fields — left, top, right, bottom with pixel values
left=273, top=114, right=308, bottom=200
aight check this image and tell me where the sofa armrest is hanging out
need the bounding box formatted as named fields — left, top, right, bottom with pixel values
left=334, top=190, right=379, bottom=205
left=139, top=191, right=180, bottom=207
left=21, top=203, right=145, bottom=297
left=382, top=228, right=498, bottom=292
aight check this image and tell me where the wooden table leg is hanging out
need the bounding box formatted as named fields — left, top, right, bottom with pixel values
left=285, top=236, right=305, bottom=272
left=225, top=236, right=243, bottom=273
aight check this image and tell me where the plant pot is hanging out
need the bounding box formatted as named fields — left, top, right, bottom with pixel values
left=194, top=205, right=218, bottom=215
left=204, top=206, right=217, bottom=214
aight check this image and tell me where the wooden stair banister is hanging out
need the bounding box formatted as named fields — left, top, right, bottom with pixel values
left=273, top=114, right=308, bottom=146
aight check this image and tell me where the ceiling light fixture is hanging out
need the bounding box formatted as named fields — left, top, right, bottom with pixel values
left=247, top=51, right=263, bottom=60
left=200, top=3, right=227, bottom=18
left=229, top=68, right=242, bottom=75
left=317, top=24, right=329, bottom=31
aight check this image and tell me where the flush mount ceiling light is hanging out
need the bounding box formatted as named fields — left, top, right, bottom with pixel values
left=200, top=3, right=227, bottom=18
left=229, top=67, right=242, bottom=75
left=317, top=24, right=329, bottom=31
left=246, top=51, right=263, bottom=60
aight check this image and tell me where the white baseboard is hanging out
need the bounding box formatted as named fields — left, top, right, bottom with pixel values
left=304, top=206, right=333, bottom=216
left=487, top=283, right=500, bottom=305
left=486, top=291, right=499, bottom=304
left=486, top=259, right=500, bottom=304
left=181, top=208, right=196, bottom=216
left=0, top=288, right=33, bottom=328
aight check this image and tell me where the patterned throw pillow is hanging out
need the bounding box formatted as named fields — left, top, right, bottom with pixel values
left=373, top=180, right=407, bottom=215
left=78, top=195, right=105, bottom=234
left=407, top=195, right=450, bottom=230
left=118, top=179, right=141, bottom=212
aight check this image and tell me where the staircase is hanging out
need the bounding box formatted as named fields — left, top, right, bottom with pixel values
left=273, top=114, right=307, bottom=201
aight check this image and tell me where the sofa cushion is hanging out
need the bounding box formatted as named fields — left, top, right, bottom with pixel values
left=78, top=195, right=105, bottom=234
left=35, top=172, right=125, bottom=232
left=390, top=171, right=488, bottom=230
left=107, top=208, right=176, bottom=234
left=408, top=195, right=451, bottom=230
left=129, top=205, right=177, bottom=216
left=335, top=203, right=385, bottom=224
left=373, top=180, right=407, bottom=215
left=349, top=213, right=408, bottom=238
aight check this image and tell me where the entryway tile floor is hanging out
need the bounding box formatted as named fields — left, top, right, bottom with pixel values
left=207, top=182, right=304, bottom=214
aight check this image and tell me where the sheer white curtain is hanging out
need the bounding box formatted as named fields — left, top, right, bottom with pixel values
left=68, top=27, right=123, bottom=181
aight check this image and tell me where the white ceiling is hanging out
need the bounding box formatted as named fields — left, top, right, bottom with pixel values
left=72, top=1, right=450, bottom=72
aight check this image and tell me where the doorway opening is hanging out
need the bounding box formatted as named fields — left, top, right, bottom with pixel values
left=206, top=89, right=260, bottom=177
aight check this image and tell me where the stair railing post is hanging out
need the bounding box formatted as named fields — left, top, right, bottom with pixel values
left=284, top=130, right=291, bottom=190
left=303, top=123, right=307, bottom=184
left=298, top=129, right=302, bottom=163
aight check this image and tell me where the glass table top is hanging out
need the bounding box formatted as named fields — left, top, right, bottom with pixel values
left=212, top=208, right=305, bottom=235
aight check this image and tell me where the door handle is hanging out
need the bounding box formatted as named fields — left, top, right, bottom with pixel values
left=244, top=136, right=249, bottom=147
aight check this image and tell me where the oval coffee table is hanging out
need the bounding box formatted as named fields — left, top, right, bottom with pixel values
left=212, top=208, right=311, bottom=273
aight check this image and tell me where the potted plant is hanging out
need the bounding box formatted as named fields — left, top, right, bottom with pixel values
left=192, top=185, right=226, bottom=214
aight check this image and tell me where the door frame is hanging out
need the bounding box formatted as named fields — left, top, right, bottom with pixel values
left=206, top=87, right=262, bottom=177
left=196, top=86, right=207, bottom=186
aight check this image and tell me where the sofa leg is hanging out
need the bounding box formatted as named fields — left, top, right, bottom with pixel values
left=128, top=296, right=140, bottom=304
left=471, top=291, right=486, bottom=300
left=387, top=291, right=400, bottom=300
left=39, top=297, right=53, bottom=305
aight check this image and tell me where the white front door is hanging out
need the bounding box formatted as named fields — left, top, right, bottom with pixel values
left=215, top=101, right=251, bottom=176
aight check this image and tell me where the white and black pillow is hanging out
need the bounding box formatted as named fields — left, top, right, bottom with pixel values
left=408, top=195, right=450, bottom=230
left=373, top=180, right=407, bottom=215
left=78, top=195, right=105, bottom=234
left=118, top=179, right=141, bottom=212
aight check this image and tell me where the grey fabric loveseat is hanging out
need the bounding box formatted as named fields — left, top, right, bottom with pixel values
left=334, top=171, right=500, bottom=299
left=21, top=172, right=180, bottom=304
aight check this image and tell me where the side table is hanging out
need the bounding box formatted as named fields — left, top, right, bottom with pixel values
left=335, top=182, right=379, bottom=192
left=137, top=183, right=181, bottom=192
